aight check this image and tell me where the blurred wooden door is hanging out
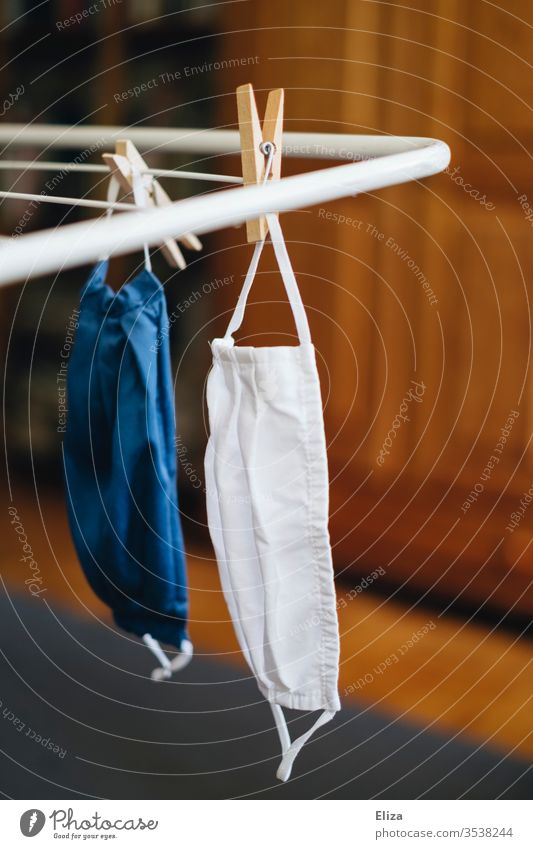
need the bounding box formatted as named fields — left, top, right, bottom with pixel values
left=214, top=0, right=533, bottom=617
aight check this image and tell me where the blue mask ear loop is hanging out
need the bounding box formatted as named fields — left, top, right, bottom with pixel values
left=130, top=167, right=152, bottom=273
left=142, top=634, right=194, bottom=681
left=98, top=170, right=152, bottom=272
left=97, top=175, right=120, bottom=262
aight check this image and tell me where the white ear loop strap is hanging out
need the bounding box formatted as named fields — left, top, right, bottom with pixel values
left=224, top=139, right=312, bottom=345
left=130, top=169, right=152, bottom=272
left=223, top=213, right=311, bottom=345
left=224, top=152, right=271, bottom=340
left=97, top=176, right=120, bottom=261
left=266, top=213, right=311, bottom=343
left=270, top=704, right=291, bottom=754
left=271, top=705, right=336, bottom=782
left=224, top=237, right=264, bottom=339
left=142, top=633, right=194, bottom=681
left=99, top=170, right=152, bottom=272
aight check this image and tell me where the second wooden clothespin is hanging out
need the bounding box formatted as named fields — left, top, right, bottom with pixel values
left=236, top=83, right=284, bottom=243
left=102, top=139, right=202, bottom=269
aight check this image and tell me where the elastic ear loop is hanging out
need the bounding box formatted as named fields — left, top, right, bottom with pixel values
left=97, top=175, right=120, bottom=261
left=272, top=706, right=336, bottom=782
left=99, top=170, right=152, bottom=272
left=130, top=169, right=152, bottom=272
left=142, top=634, right=194, bottom=681
left=223, top=214, right=312, bottom=346
left=264, top=212, right=311, bottom=343
left=223, top=236, right=265, bottom=341
left=224, top=144, right=276, bottom=342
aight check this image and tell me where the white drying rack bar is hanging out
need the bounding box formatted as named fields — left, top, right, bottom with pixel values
left=0, top=189, right=139, bottom=211
left=0, top=160, right=243, bottom=184
left=0, top=124, right=450, bottom=287
left=0, top=122, right=445, bottom=159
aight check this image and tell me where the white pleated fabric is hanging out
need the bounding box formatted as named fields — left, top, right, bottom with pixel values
left=204, top=213, right=340, bottom=781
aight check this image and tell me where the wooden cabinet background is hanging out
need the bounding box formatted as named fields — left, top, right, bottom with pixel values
left=211, top=0, right=533, bottom=617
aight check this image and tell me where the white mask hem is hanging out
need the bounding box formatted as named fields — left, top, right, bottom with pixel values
left=259, top=680, right=341, bottom=713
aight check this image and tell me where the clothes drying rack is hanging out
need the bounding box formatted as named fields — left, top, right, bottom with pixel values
left=0, top=122, right=450, bottom=286
left=0, top=117, right=451, bottom=739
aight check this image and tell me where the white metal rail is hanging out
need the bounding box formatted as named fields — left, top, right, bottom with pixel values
left=0, top=124, right=450, bottom=286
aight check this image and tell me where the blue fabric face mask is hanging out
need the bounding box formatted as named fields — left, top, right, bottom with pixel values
left=63, top=252, right=192, bottom=679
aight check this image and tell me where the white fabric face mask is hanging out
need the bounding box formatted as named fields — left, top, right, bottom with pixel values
left=204, top=213, right=340, bottom=781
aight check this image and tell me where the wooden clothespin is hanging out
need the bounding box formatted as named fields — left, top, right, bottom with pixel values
left=236, top=83, right=284, bottom=242
left=102, top=139, right=202, bottom=269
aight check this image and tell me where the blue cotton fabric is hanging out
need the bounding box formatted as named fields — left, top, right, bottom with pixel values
left=63, top=260, right=189, bottom=649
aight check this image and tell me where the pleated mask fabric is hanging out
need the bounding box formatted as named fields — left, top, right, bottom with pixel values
left=204, top=213, right=340, bottom=781
left=63, top=257, right=191, bottom=658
